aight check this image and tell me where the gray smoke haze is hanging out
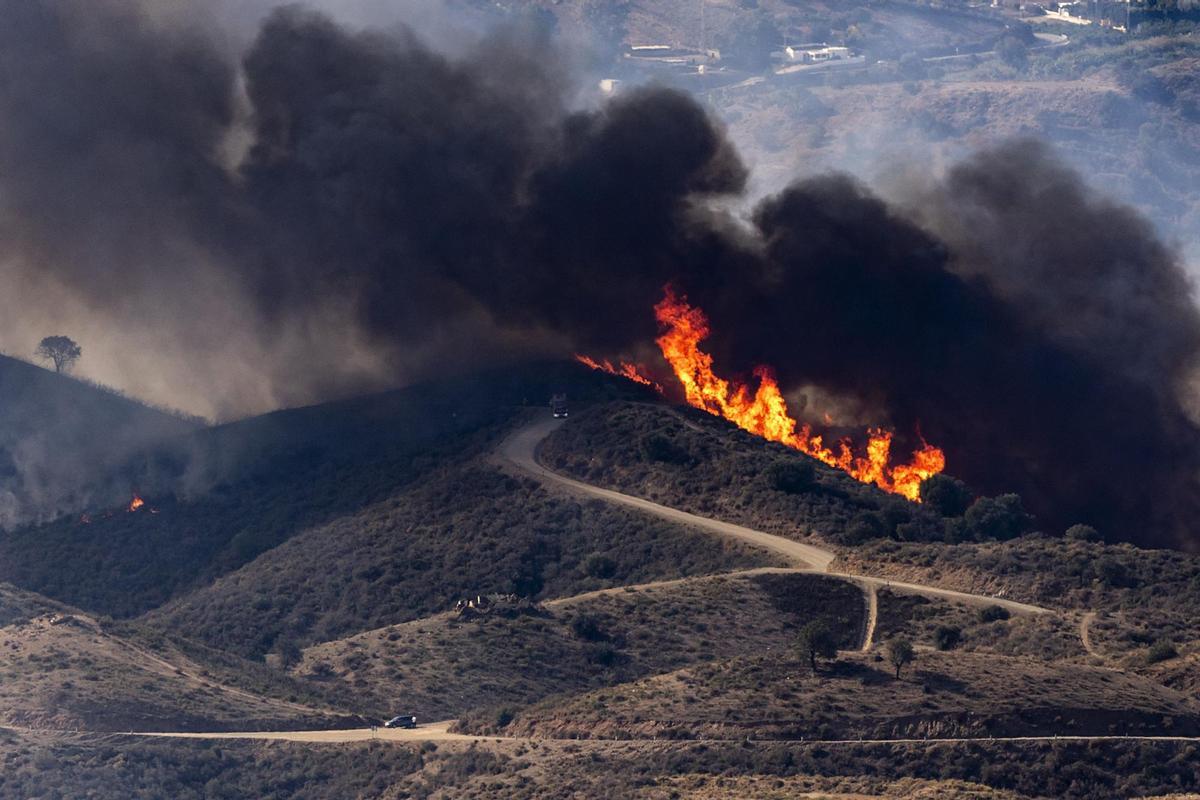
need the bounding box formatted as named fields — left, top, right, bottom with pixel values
left=0, top=0, right=575, bottom=421
left=1, top=1, right=1199, bottom=549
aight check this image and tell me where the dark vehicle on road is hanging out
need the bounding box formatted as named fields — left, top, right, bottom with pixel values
left=551, top=393, right=568, bottom=418
left=384, top=714, right=417, bottom=729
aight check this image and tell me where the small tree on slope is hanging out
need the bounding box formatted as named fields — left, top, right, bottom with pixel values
left=796, top=620, right=838, bottom=673
left=35, top=335, right=82, bottom=373
left=886, top=638, right=915, bottom=679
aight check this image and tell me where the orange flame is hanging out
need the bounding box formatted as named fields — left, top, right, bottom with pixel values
left=575, top=354, right=662, bottom=392
left=128, top=494, right=145, bottom=512
left=653, top=287, right=945, bottom=501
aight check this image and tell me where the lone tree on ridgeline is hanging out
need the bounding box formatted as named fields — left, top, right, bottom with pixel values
left=796, top=620, right=838, bottom=673
left=886, top=638, right=915, bottom=679
left=35, top=336, right=82, bottom=373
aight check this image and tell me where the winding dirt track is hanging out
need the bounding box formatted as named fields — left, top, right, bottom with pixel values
left=499, top=417, right=838, bottom=571
left=499, top=417, right=1050, bottom=619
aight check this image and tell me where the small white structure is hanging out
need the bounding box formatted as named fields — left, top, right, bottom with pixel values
left=784, top=44, right=852, bottom=64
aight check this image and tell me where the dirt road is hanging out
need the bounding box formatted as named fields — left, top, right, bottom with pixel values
left=860, top=584, right=878, bottom=652
left=98, top=725, right=1200, bottom=747
left=134, top=720, right=477, bottom=743
left=498, top=416, right=1050, bottom=617
left=499, top=417, right=837, bottom=571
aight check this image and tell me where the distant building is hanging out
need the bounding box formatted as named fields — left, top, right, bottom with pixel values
left=783, top=44, right=853, bottom=64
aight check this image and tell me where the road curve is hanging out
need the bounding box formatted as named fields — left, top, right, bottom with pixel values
left=498, top=417, right=837, bottom=571
left=498, top=416, right=1050, bottom=617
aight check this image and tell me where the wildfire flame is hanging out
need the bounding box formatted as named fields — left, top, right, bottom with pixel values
left=128, top=494, right=145, bottom=512
left=653, top=288, right=945, bottom=501
left=574, top=354, right=661, bottom=392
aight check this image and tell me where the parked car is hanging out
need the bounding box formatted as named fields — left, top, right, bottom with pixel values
left=384, top=714, right=417, bottom=729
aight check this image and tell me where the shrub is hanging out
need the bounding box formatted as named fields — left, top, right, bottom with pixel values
left=934, top=625, right=961, bottom=651
left=588, top=644, right=620, bottom=667
left=764, top=460, right=815, bottom=495
left=272, top=637, right=303, bottom=669
left=571, top=613, right=608, bottom=642
left=1097, top=558, right=1133, bottom=588
left=843, top=511, right=889, bottom=545
left=1147, top=640, right=1178, bottom=664
left=978, top=605, right=1011, bottom=624
left=1065, top=524, right=1101, bottom=542
left=963, top=494, right=1033, bottom=541
left=920, top=475, right=972, bottom=518
left=639, top=434, right=691, bottom=465
left=581, top=554, right=617, bottom=579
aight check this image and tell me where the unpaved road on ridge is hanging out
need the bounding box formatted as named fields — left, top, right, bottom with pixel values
left=133, top=720, right=478, bottom=744
left=123, top=726, right=1200, bottom=746
left=498, top=416, right=838, bottom=571
left=499, top=416, right=1050, bottom=618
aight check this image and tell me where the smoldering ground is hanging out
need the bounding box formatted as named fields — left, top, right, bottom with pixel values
left=0, top=0, right=1198, bottom=549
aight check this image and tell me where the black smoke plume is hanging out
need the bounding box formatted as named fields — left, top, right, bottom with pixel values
left=1, top=2, right=1198, bottom=549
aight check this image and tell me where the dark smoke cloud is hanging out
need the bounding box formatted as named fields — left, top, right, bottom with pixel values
left=701, top=170, right=1200, bottom=550
left=1, top=1, right=1198, bottom=549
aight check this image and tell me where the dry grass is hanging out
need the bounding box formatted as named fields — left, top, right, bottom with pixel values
left=149, top=459, right=775, bottom=660
left=0, top=611, right=332, bottom=732
left=873, top=589, right=1085, bottom=661
left=503, top=649, right=1200, bottom=741
left=298, top=572, right=863, bottom=722
left=637, top=774, right=1026, bottom=799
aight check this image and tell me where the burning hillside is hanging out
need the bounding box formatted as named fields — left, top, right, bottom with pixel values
left=581, top=289, right=945, bottom=501
left=6, top=2, right=1200, bottom=548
